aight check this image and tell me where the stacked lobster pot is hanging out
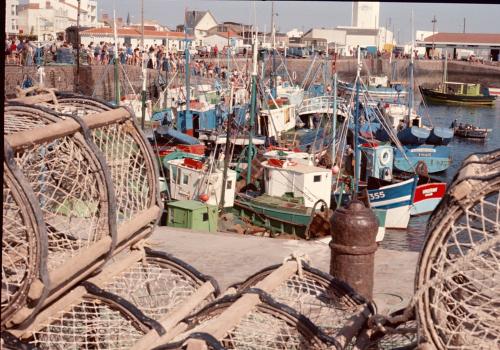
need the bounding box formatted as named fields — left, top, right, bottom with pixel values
left=1, top=92, right=221, bottom=349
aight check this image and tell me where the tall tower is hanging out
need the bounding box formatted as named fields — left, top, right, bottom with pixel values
left=352, top=2, right=380, bottom=29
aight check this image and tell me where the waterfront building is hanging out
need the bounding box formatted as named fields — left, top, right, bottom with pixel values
left=176, top=10, right=218, bottom=46
left=17, top=0, right=98, bottom=41
left=417, top=32, right=500, bottom=61
left=352, top=1, right=380, bottom=29
left=202, top=31, right=244, bottom=50
left=79, top=27, right=192, bottom=51
left=5, top=0, right=19, bottom=39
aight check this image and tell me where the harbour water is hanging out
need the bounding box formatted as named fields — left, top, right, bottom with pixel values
left=381, top=101, right=500, bottom=252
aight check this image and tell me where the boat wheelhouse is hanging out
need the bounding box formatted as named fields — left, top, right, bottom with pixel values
left=420, top=82, right=496, bottom=106
left=165, top=158, right=236, bottom=208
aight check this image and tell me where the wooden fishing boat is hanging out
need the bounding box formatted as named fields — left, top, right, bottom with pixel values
left=419, top=83, right=496, bottom=106
left=394, top=145, right=451, bottom=173
left=339, top=75, right=408, bottom=102
left=453, top=124, right=489, bottom=139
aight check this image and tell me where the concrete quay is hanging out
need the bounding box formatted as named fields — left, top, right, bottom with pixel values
left=148, top=227, right=419, bottom=314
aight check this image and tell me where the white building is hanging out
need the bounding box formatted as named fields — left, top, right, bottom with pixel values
left=6, top=0, right=19, bottom=37
left=18, top=0, right=98, bottom=40
left=183, top=10, right=218, bottom=46
left=286, top=28, right=303, bottom=38
left=202, top=32, right=243, bottom=49
left=352, top=1, right=380, bottom=29
left=79, top=27, right=193, bottom=51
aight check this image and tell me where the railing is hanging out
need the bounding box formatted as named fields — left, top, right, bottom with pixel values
left=298, top=95, right=345, bottom=115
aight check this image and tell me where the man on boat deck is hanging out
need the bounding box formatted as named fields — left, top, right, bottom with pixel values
left=451, top=119, right=458, bottom=128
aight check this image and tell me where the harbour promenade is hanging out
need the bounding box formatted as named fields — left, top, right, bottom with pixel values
left=149, top=227, right=419, bottom=314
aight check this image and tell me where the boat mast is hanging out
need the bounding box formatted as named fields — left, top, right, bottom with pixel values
left=331, top=56, right=338, bottom=169
left=408, top=10, right=414, bottom=122
left=270, top=1, right=277, bottom=99
left=113, top=8, right=120, bottom=105
left=442, top=51, right=448, bottom=92
left=354, top=46, right=361, bottom=195
left=247, top=35, right=259, bottom=186
left=184, top=9, right=192, bottom=135
left=140, top=0, right=146, bottom=130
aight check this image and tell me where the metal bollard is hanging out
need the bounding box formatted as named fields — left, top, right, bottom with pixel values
left=329, top=199, right=378, bottom=300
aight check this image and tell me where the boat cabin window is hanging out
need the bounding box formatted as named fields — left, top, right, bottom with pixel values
left=314, top=175, right=321, bottom=182
left=226, top=180, right=232, bottom=190
left=202, top=212, right=209, bottom=222
left=182, top=174, right=189, bottom=185
left=177, top=168, right=182, bottom=184
left=412, top=119, right=419, bottom=127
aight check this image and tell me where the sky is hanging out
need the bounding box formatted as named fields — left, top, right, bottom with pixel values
left=98, top=1, right=499, bottom=44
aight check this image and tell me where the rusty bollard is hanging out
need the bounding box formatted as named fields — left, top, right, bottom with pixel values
left=329, top=200, right=378, bottom=300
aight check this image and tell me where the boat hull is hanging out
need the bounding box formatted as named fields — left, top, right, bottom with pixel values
left=454, top=128, right=488, bottom=139
left=397, top=126, right=431, bottom=145
left=339, top=81, right=407, bottom=102
left=410, top=182, right=446, bottom=216
left=367, top=177, right=417, bottom=229
left=420, top=87, right=496, bottom=105
left=427, top=127, right=454, bottom=146
left=394, top=145, right=451, bottom=173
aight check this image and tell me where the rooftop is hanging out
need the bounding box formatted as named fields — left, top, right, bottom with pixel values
left=80, top=27, right=192, bottom=39
left=422, top=32, right=500, bottom=45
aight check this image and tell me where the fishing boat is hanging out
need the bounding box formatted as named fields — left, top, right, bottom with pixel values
left=359, top=143, right=417, bottom=229
left=233, top=158, right=332, bottom=238
left=339, top=75, right=408, bottom=102
left=410, top=180, right=446, bottom=216
left=165, top=157, right=236, bottom=208
left=453, top=124, right=490, bottom=139
left=393, top=145, right=451, bottom=173
left=426, top=126, right=454, bottom=146
left=419, top=83, right=496, bottom=106
left=487, top=85, right=500, bottom=96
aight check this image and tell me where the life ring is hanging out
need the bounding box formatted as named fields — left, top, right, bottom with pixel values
left=379, top=149, right=391, bottom=166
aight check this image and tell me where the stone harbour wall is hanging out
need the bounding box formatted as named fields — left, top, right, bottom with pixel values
left=5, top=59, right=500, bottom=98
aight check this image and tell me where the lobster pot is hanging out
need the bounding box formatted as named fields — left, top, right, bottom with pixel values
left=152, top=333, right=224, bottom=350
left=4, top=105, right=114, bottom=301
left=233, top=263, right=369, bottom=341
left=101, top=247, right=219, bottom=321
left=17, top=284, right=161, bottom=350
left=19, top=93, right=160, bottom=225
left=167, top=293, right=335, bottom=350
left=2, top=160, right=47, bottom=327
left=416, top=150, right=500, bottom=350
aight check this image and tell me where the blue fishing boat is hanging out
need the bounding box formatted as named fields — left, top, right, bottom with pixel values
left=367, top=176, right=417, bottom=229
left=426, top=126, right=454, bottom=145
left=393, top=145, right=451, bottom=173
left=397, top=126, right=431, bottom=145
left=339, top=75, right=407, bottom=102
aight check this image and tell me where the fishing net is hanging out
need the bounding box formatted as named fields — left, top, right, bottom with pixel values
left=24, top=285, right=158, bottom=350
left=2, top=161, right=46, bottom=327
left=102, top=248, right=218, bottom=321
left=232, top=263, right=369, bottom=340
left=170, top=292, right=335, bottom=350
left=415, top=149, right=500, bottom=349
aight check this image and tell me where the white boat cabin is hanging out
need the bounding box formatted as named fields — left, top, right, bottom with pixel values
left=166, top=158, right=236, bottom=208
left=381, top=103, right=423, bottom=129
left=263, top=150, right=314, bottom=166
left=259, top=103, right=296, bottom=140
left=262, top=159, right=331, bottom=208
left=368, top=75, right=389, bottom=88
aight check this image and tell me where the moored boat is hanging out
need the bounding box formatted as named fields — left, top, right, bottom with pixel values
left=410, top=181, right=446, bottom=216
left=394, top=145, right=451, bottom=173
left=454, top=124, right=489, bottom=139
left=397, top=126, right=431, bottom=145
left=426, top=126, right=454, bottom=146
left=419, top=84, right=497, bottom=106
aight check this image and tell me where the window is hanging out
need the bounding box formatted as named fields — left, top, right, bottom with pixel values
left=202, top=212, right=209, bottom=221
left=182, top=174, right=189, bottom=185
left=313, top=175, right=321, bottom=182
left=226, top=180, right=232, bottom=190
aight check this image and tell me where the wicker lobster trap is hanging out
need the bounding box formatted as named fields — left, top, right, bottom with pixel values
left=415, top=149, right=500, bottom=349
left=3, top=247, right=220, bottom=350
left=3, top=95, right=161, bottom=328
